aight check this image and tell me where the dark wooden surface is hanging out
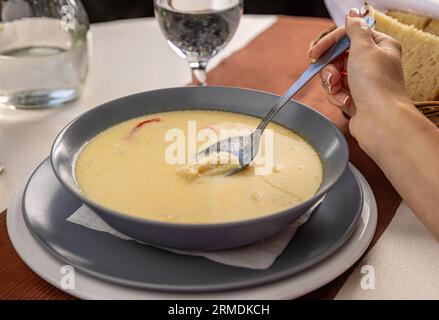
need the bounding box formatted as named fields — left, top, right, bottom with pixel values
left=0, top=210, right=73, bottom=299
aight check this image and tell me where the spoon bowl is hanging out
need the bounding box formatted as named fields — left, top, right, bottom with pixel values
left=196, top=130, right=260, bottom=171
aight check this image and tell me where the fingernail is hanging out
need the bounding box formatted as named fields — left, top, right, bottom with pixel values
left=322, top=70, right=332, bottom=86
left=348, top=8, right=360, bottom=17
left=307, top=48, right=317, bottom=64
left=360, top=18, right=369, bottom=29
left=335, top=92, right=349, bottom=104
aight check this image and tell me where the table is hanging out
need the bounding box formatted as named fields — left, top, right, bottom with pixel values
left=1, top=15, right=439, bottom=300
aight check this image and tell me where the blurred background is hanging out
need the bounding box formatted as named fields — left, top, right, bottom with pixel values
left=82, top=0, right=330, bottom=23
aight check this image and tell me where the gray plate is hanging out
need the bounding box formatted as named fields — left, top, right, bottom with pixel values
left=22, top=159, right=362, bottom=292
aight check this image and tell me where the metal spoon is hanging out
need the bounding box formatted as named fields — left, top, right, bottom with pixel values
left=198, top=16, right=375, bottom=174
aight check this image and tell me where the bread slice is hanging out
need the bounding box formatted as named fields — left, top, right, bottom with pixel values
left=425, top=19, right=439, bottom=37
left=374, top=10, right=439, bottom=101
left=387, top=10, right=439, bottom=37
left=387, top=10, right=431, bottom=29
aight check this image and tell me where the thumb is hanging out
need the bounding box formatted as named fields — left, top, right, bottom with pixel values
left=345, top=8, right=373, bottom=49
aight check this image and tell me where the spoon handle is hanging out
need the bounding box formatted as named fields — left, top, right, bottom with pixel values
left=256, top=34, right=351, bottom=131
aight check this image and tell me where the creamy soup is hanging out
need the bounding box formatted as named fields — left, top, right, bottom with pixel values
left=75, top=110, right=323, bottom=224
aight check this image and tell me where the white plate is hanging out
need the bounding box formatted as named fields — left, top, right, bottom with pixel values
left=325, top=0, right=439, bottom=26
left=7, top=165, right=377, bottom=299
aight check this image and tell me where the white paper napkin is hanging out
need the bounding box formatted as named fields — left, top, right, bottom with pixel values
left=66, top=202, right=319, bottom=270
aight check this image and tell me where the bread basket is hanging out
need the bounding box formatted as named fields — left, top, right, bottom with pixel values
left=310, top=23, right=439, bottom=127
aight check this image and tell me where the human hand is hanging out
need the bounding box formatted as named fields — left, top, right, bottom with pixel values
left=308, top=8, right=412, bottom=152
left=309, top=8, right=439, bottom=242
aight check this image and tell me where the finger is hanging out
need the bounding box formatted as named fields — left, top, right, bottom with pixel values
left=317, top=55, right=347, bottom=89
left=345, top=8, right=374, bottom=50
left=321, top=79, right=343, bottom=95
left=327, top=89, right=352, bottom=110
left=342, top=76, right=350, bottom=91
left=308, top=27, right=346, bottom=62
left=332, top=56, right=346, bottom=73
left=371, top=29, right=402, bottom=56
left=342, top=103, right=356, bottom=117
left=319, top=64, right=342, bottom=87
left=371, top=29, right=393, bottom=44
left=342, top=110, right=351, bottom=120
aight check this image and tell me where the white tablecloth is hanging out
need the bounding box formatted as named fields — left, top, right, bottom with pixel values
left=1, top=15, right=438, bottom=300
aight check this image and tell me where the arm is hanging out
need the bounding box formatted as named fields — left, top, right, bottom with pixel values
left=366, top=100, right=439, bottom=238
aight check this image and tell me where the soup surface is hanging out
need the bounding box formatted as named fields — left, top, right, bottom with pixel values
left=75, top=110, right=323, bottom=224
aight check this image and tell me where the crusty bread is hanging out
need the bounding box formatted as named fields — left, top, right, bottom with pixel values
left=387, top=10, right=439, bottom=37
left=374, top=10, right=439, bottom=101
left=425, top=19, right=439, bottom=37
left=387, top=10, right=431, bottom=29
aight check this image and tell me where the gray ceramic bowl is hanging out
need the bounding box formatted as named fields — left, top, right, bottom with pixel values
left=51, top=86, right=349, bottom=250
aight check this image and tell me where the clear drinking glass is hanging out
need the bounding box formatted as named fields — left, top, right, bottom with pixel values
left=154, top=0, right=243, bottom=85
left=0, top=0, right=89, bottom=110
